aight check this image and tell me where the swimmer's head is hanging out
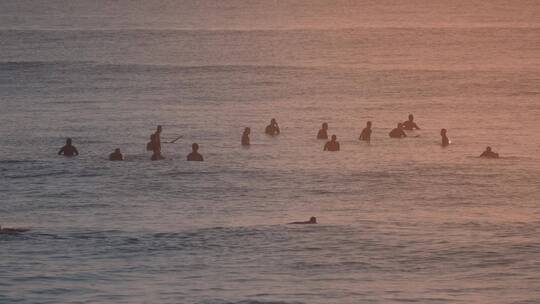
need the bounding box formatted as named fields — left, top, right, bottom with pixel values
left=192, top=143, right=199, bottom=151
left=66, top=138, right=72, bottom=145
left=367, top=121, right=372, bottom=127
left=486, top=146, right=492, bottom=152
left=309, top=217, right=317, bottom=223
left=408, top=114, right=414, bottom=121
left=397, top=122, right=403, bottom=128
left=322, top=122, right=328, bottom=130
left=331, top=135, right=337, bottom=141
left=114, top=148, right=121, bottom=153
left=441, top=128, right=447, bottom=135
left=271, top=118, right=276, bottom=124
left=244, top=127, right=250, bottom=134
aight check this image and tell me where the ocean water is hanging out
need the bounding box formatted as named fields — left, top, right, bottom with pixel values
left=1, top=1, right=540, bottom=303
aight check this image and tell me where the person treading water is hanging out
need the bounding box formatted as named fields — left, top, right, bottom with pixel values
left=402, top=114, right=420, bottom=130
left=359, top=121, right=372, bottom=142
left=480, top=146, right=499, bottom=158
left=288, top=217, right=317, bottom=225
left=109, top=148, right=124, bottom=161
left=58, top=138, right=79, bottom=157
left=317, top=122, right=329, bottom=140
left=265, top=118, right=280, bottom=136
left=389, top=123, right=407, bottom=138
left=242, top=127, right=251, bottom=146
left=323, top=135, right=340, bottom=151
left=187, top=143, right=204, bottom=161
left=441, top=128, right=450, bottom=147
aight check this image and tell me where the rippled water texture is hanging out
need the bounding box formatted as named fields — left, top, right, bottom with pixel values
left=1, top=1, right=540, bottom=303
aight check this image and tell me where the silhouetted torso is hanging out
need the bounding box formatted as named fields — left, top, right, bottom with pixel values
left=109, top=151, right=123, bottom=161
left=442, top=135, right=450, bottom=147
left=389, top=128, right=407, bottom=138
left=242, top=133, right=250, bottom=146
left=317, top=129, right=328, bottom=140
left=480, top=150, right=499, bottom=158
left=324, top=140, right=340, bottom=151
left=187, top=152, right=204, bottom=161
left=265, top=121, right=280, bottom=136
left=402, top=120, right=420, bottom=130
left=359, top=127, right=372, bottom=141
left=58, top=144, right=79, bottom=157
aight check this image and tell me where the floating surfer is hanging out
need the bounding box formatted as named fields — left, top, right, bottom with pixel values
left=187, top=143, right=204, bottom=161
left=317, top=122, right=329, bottom=140
left=480, top=146, right=499, bottom=158
left=109, top=148, right=124, bottom=161
left=265, top=118, right=280, bottom=136
left=441, top=128, right=450, bottom=147
left=389, top=123, right=407, bottom=138
left=0, top=225, right=29, bottom=234
left=58, top=138, right=79, bottom=157
left=402, top=113, right=420, bottom=130
left=359, top=121, right=372, bottom=142
left=324, top=135, right=340, bottom=151
left=288, top=217, right=317, bottom=225
left=242, top=127, right=251, bottom=146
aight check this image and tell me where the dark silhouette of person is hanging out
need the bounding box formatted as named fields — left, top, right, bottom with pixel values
left=265, top=118, right=280, bottom=136
left=58, top=138, right=79, bottom=156
left=441, top=129, right=450, bottom=147
left=480, top=146, right=499, bottom=158
left=187, top=143, right=204, bottom=161
left=109, top=148, right=124, bottom=161
left=149, top=126, right=165, bottom=161
left=324, top=135, right=340, bottom=151
left=0, top=225, right=29, bottom=234
left=402, top=114, right=420, bottom=130
left=389, top=123, right=407, bottom=138
left=288, top=217, right=317, bottom=224
left=317, top=122, right=329, bottom=139
left=359, top=121, right=372, bottom=141
left=242, top=127, right=251, bottom=146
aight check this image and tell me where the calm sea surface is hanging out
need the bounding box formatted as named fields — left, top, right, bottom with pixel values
left=1, top=1, right=540, bottom=303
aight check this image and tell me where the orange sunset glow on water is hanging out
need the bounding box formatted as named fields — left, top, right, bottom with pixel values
left=1, top=1, right=539, bottom=303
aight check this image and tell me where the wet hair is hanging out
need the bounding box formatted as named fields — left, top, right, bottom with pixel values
left=192, top=143, right=199, bottom=151
left=322, top=122, right=328, bottom=129
left=331, top=135, right=337, bottom=140
left=66, top=138, right=72, bottom=145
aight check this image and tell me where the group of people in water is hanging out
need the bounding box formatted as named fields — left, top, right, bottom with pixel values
left=57, top=113, right=500, bottom=160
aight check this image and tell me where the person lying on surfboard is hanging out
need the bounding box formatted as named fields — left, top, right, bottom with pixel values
left=288, top=217, right=317, bottom=225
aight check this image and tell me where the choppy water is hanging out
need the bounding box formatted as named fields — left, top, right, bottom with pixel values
left=1, top=1, right=540, bottom=303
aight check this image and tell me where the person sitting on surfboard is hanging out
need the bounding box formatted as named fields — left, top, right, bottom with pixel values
left=288, top=217, right=317, bottom=225
left=441, top=129, right=450, bottom=147
left=402, top=114, right=420, bottom=130
left=359, top=121, right=372, bottom=142
left=58, top=138, right=79, bottom=157
left=265, top=118, right=280, bottom=136
left=480, top=146, right=499, bottom=158
left=0, top=225, right=29, bottom=234
left=317, top=122, right=329, bottom=140
left=187, top=143, right=204, bottom=161
left=389, top=123, right=407, bottom=138
left=109, top=148, right=124, bottom=161
left=242, top=127, right=251, bottom=146
left=324, top=135, right=340, bottom=151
